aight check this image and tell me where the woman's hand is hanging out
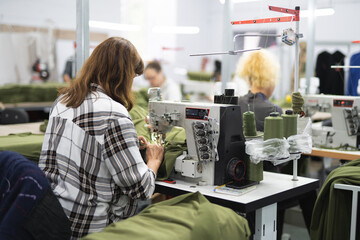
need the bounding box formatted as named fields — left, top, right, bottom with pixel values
left=138, top=136, right=148, bottom=150
left=138, top=136, right=164, bottom=174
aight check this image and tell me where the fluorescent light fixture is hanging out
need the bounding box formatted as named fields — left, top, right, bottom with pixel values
left=89, top=20, right=141, bottom=32
left=174, top=68, right=187, bottom=75
left=152, top=26, right=200, bottom=35
left=301, top=8, right=335, bottom=17
left=232, top=0, right=261, bottom=3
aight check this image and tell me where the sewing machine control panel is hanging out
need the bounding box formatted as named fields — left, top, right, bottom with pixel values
left=192, top=121, right=216, bottom=161
left=343, top=107, right=360, bottom=136
left=185, top=107, right=209, bottom=120
left=334, top=99, right=354, bottom=108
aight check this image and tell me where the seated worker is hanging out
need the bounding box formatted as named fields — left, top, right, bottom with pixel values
left=38, top=37, right=164, bottom=239
left=63, top=56, right=74, bottom=83
left=144, top=60, right=182, bottom=101
left=237, top=49, right=316, bottom=239
left=237, top=49, right=282, bottom=132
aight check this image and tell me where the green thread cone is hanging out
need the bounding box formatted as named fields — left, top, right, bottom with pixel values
left=264, top=112, right=284, bottom=140
left=291, top=92, right=304, bottom=115
left=243, top=111, right=257, bottom=137
left=282, top=110, right=297, bottom=138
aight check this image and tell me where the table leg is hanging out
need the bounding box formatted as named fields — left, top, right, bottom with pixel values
left=254, top=203, right=277, bottom=240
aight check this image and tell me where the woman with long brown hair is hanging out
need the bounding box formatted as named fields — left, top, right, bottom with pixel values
left=39, top=37, right=164, bottom=239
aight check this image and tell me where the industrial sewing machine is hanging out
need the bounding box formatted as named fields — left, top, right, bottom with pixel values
left=304, top=94, right=360, bottom=150
left=147, top=91, right=262, bottom=188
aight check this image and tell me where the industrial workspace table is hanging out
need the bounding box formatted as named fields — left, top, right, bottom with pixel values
left=156, top=171, right=319, bottom=240
left=0, top=122, right=44, bottom=162
left=304, top=147, right=360, bottom=161
left=0, top=122, right=43, bottom=136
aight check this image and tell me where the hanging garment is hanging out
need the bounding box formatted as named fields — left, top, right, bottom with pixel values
left=346, top=52, right=360, bottom=96
left=316, top=51, right=345, bottom=95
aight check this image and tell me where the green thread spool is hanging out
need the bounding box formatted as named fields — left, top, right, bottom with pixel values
left=291, top=92, right=304, bottom=115
left=246, top=159, right=263, bottom=182
left=243, top=110, right=257, bottom=137
left=264, top=112, right=284, bottom=140
left=282, top=110, right=297, bottom=138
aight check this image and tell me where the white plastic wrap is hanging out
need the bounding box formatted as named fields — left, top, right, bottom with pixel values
left=245, top=117, right=312, bottom=165
left=245, top=138, right=290, bottom=164
left=288, top=134, right=312, bottom=154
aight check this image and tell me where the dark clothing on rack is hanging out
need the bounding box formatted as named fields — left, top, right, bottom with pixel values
left=316, top=51, right=345, bottom=95
left=238, top=91, right=283, bottom=132
left=346, top=52, right=360, bottom=96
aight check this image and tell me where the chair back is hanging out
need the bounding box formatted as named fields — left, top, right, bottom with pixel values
left=0, top=108, right=29, bottom=124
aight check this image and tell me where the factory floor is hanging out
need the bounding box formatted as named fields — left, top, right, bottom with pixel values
left=282, top=156, right=342, bottom=240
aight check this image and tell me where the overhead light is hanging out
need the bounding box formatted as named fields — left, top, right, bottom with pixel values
left=301, top=8, right=335, bottom=17
left=232, top=0, right=261, bottom=3
left=174, top=68, right=187, bottom=75
left=152, top=26, right=200, bottom=35
left=89, top=20, right=141, bottom=32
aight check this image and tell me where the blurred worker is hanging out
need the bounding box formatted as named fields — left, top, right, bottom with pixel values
left=144, top=60, right=182, bottom=101
left=39, top=37, right=164, bottom=239
left=237, top=49, right=282, bottom=132
left=62, top=56, right=74, bottom=83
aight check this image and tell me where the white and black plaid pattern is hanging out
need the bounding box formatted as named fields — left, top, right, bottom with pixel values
left=38, top=84, right=156, bottom=239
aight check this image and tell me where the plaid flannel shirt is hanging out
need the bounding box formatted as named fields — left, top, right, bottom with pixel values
left=38, top=84, right=156, bottom=239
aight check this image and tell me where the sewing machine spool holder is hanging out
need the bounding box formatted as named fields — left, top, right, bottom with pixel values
left=231, top=5, right=302, bottom=181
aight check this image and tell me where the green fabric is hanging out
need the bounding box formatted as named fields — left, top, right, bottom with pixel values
left=0, top=132, right=44, bottom=162
left=82, top=191, right=250, bottom=240
left=186, top=71, right=212, bottom=81
left=132, top=88, right=149, bottom=111
left=157, top=127, right=187, bottom=180
left=39, top=120, right=48, bottom=133
left=129, top=105, right=151, bottom=142
left=0, top=83, right=67, bottom=103
left=310, top=159, right=360, bottom=240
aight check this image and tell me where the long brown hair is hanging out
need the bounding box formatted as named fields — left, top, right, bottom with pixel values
left=59, top=37, right=144, bottom=111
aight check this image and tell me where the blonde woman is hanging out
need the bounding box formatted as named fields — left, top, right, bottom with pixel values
left=237, top=49, right=282, bottom=132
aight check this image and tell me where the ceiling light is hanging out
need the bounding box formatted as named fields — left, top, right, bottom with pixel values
left=89, top=20, right=141, bottom=32
left=232, top=0, right=261, bottom=3
left=301, top=8, right=335, bottom=17
left=152, top=26, right=200, bottom=35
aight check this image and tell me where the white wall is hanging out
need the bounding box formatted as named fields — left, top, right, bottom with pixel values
left=0, top=0, right=359, bottom=96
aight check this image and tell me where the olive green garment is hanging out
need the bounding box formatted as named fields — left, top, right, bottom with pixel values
left=0, top=132, right=44, bottom=163
left=82, top=191, right=251, bottom=240
left=132, top=88, right=150, bottom=111
left=129, top=104, right=152, bottom=142
left=0, top=83, right=67, bottom=103
left=39, top=119, right=48, bottom=133
left=157, top=127, right=187, bottom=180
left=310, top=159, right=360, bottom=240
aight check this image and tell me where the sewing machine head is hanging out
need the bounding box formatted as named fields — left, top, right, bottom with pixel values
left=147, top=88, right=262, bottom=187
left=304, top=94, right=360, bottom=149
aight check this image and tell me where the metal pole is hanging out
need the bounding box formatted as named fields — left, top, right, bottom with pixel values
left=221, top=0, right=233, bottom=93
left=305, top=0, right=316, bottom=95
left=292, top=6, right=301, bottom=182
left=294, top=6, right=300, bottom=92
left=76, top=0, right=89, bottom=75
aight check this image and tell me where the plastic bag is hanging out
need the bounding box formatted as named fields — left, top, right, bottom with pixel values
left=245, top=138, right=290, bottom=164
left=245, top=117, right=312, bottom=166
left=288, top=134, right=312, bottom=154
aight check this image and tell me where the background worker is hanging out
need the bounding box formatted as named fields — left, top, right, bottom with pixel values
left=144, top=60, right=182, bottom=101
